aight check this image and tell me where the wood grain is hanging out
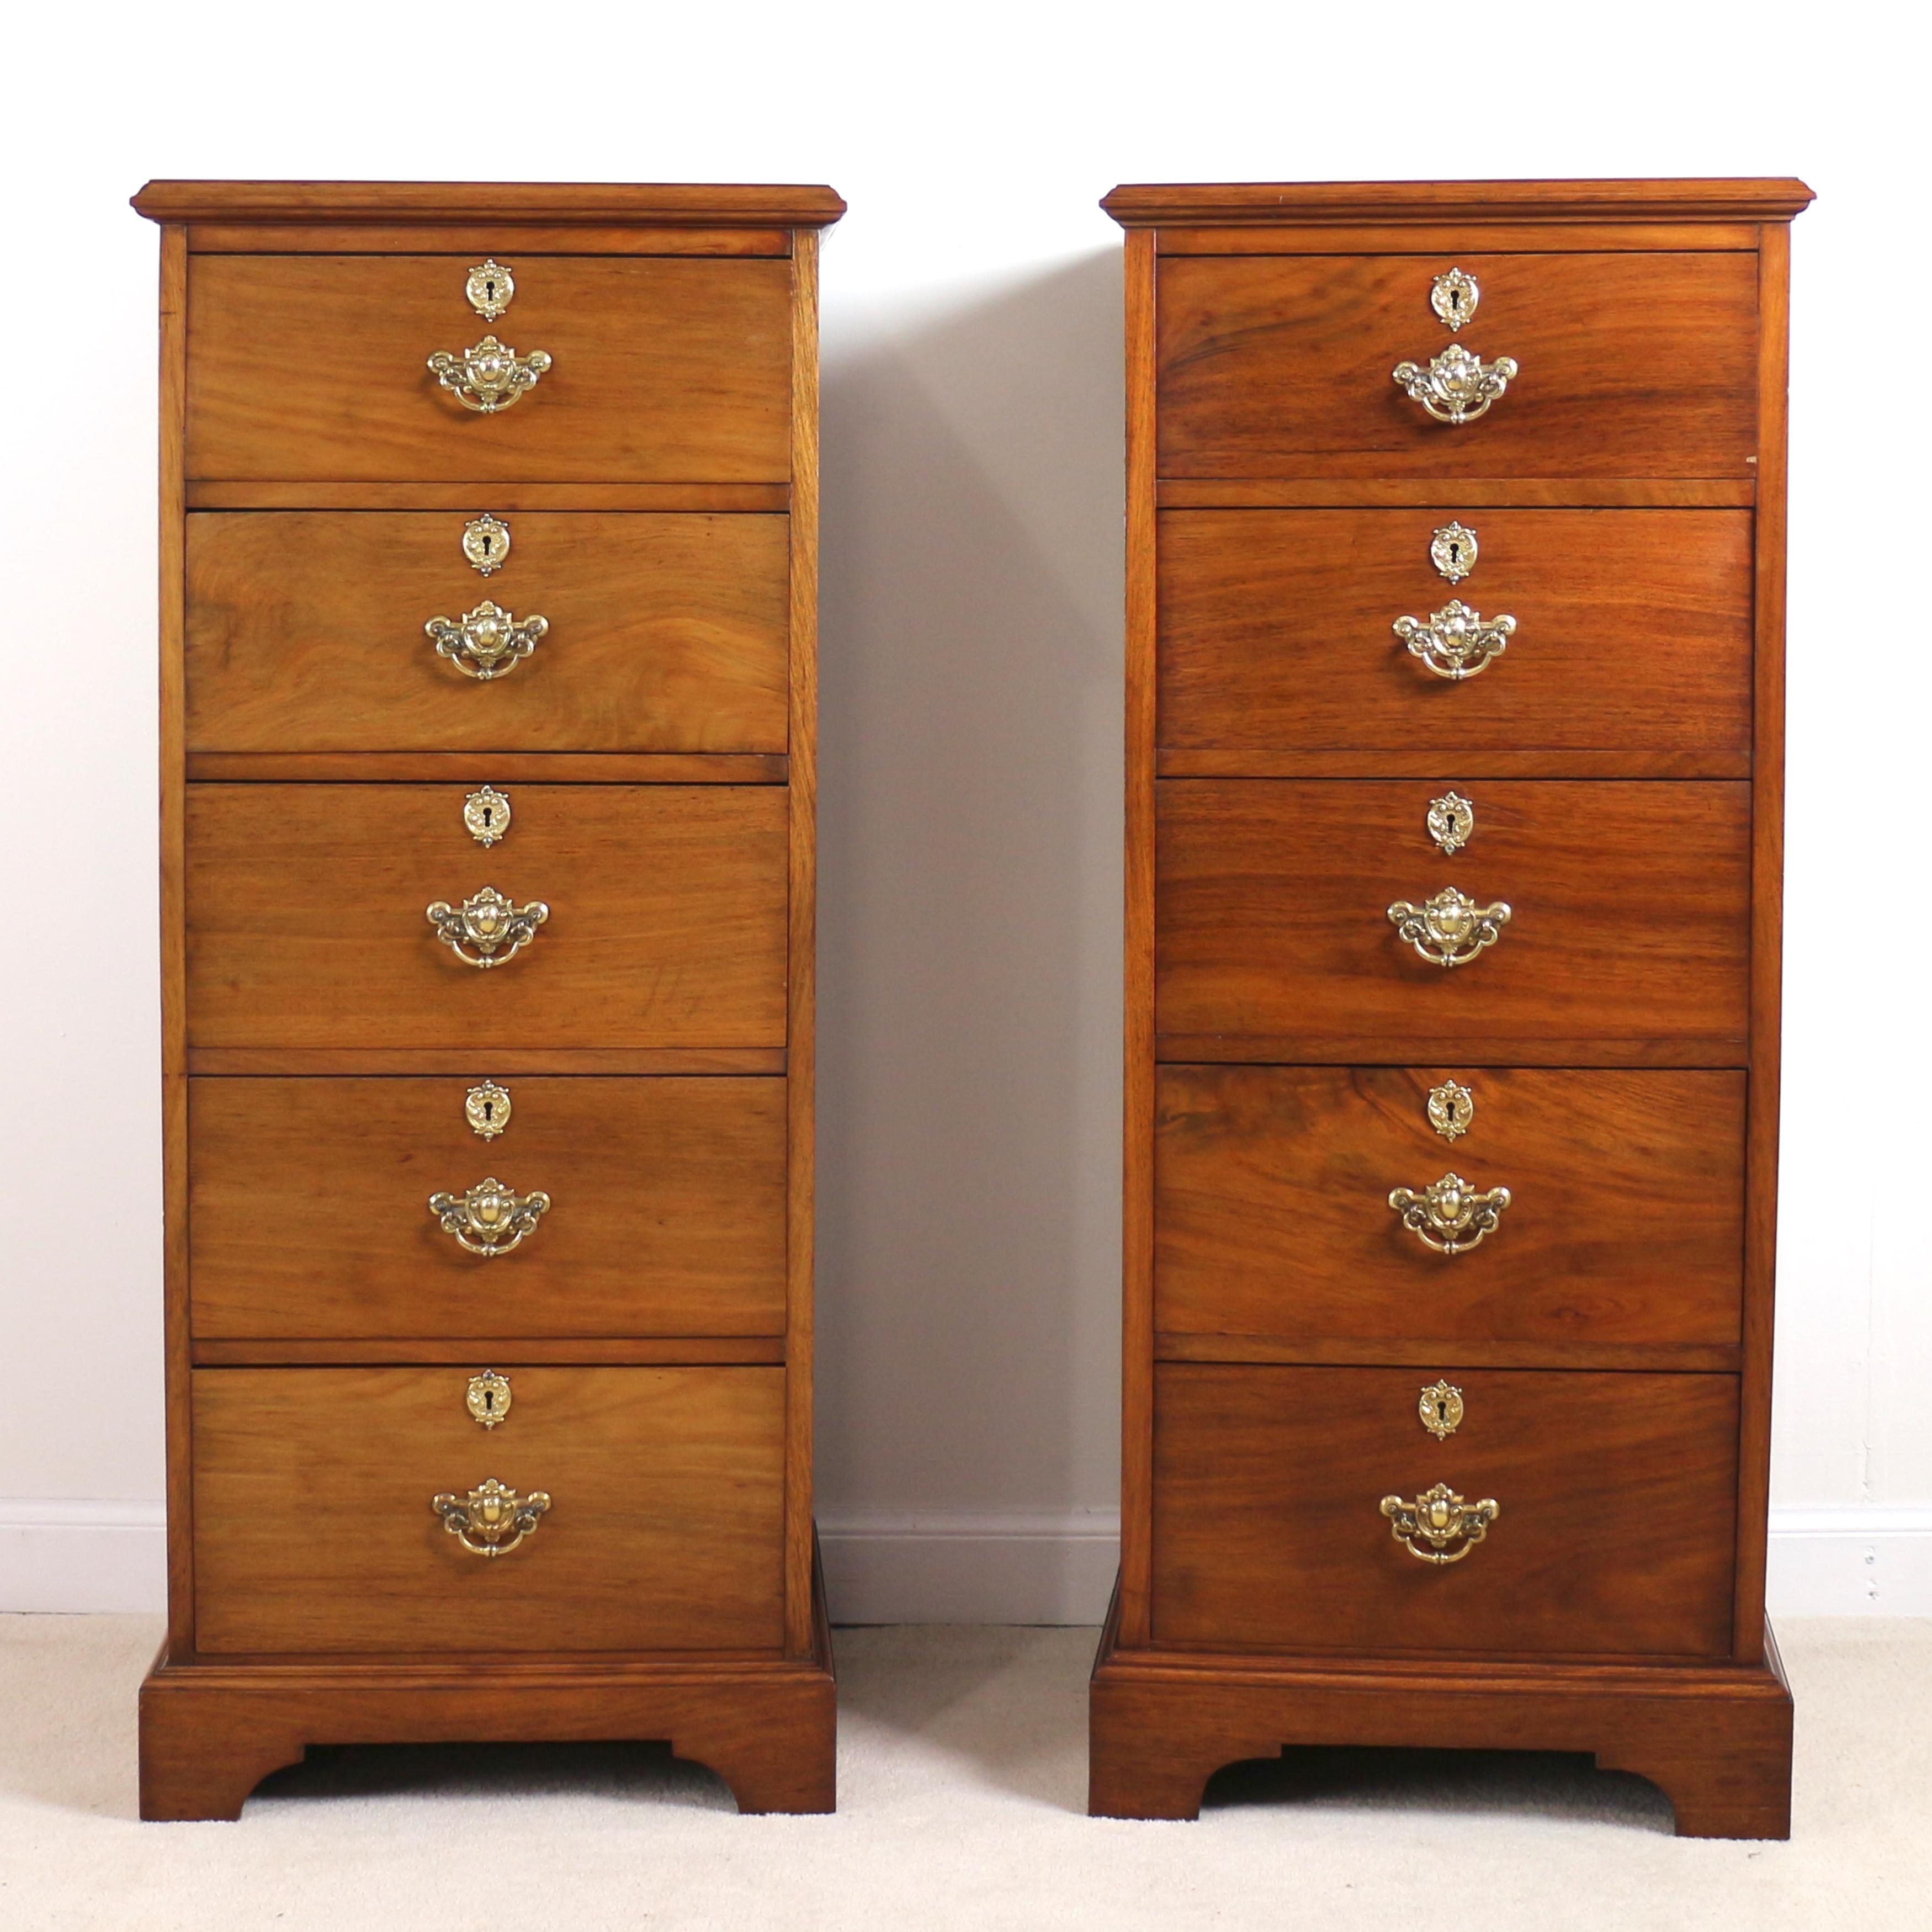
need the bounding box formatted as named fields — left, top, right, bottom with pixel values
left=1121, top=229, right=1160, bottom=1648
left=1089, top=1593, right=1793, bottom=1835
left=1155, top=779, right=1751, bottom=1052
left=190, top=1077, right=787, bottom=1340
left=185, top=784, right=788, bottom=1050
left=188, top=482, right=790, bottom=512
left=1157, top=750, right=1749, bottom=780
left=1156, top=254, right=1758, bottom=479
left=187, top=256, right=791, bottom=483
left=1152, top=1365, right=1738, bottom=1657
left=1156, top=1334, right=1740, bottom=1373
left=784, top=233, right=821, bottom=1658
left=1158, top=509, right=1751, bottom=762
left=186, top=754, right=787, bottom=785
left=187, top=512, right=789, bottom=753
left=1156, top=479, right=1755, bottom=508
left=186, top=1047, right=784, bottom=1076
left=1154, top=223, right=1761, bottom=254
left=188, top=225, right=792, bottom=256
left=1155, top=1066, right=1744, bottom=1347
left=194, top=1339, right=786, bottom=1366
left=136, top=179, right=847, bottom=226
left=1101, top=179, right=1814, bottom=225
left=192, top=1366, right=785, bottom=1654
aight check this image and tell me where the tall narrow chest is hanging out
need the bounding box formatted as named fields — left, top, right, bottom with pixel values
left=132, top=179, right=843, bottom=1819
left=1094, top=177, right=1811, bottom=1836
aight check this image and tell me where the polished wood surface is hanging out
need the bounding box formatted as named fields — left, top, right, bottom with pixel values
left=193, top=1366, right=785, bottom=1654
left=194, top=1338, right=787, bottom=1366
left=1101, top=179, right=1816, bottom=225
left=1157, top=479, right=1755, bottom=508
left=187, top=512, right=789, bottom=753
left=1155, top=779, right=1751, bottom=1051
left=1153, top=1365, right=1737, bottom=1658
left=188, top=481, right=791, bottom=512
left=190, top=1076, right=786, bottom=1339
left=188, top=225, right=793, bottom=256
left=139, top=1547, right=836, bottom=1820
left=1158, top=509, right=1751, bottom=761
left=136, top=179, right=848, bottom=226
left=1090, top=1595, right=1793, bottom=1835
left=1156, top=254, right=1758, bottom=479
left=186, top=753, right=788, bottom=784
left=185, top=783, right=787, bottom=1049
left=187, top=256, right=791, bottom=482
left=1155, top=1066, right=1745, bottom=1347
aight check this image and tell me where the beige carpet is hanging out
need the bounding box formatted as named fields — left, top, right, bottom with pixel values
left=1, top=1617, right=1926, bottom=1930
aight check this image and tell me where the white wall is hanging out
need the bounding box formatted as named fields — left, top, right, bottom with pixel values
left=3, top=0, right=1926, bottom=1619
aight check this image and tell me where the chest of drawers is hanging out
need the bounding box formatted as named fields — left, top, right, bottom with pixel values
left=132, top=180, right=843, bottom=1820
left=1093, top=178, right=1811, bottom=1837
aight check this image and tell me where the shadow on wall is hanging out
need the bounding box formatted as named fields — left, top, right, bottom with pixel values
left=814, top=250, right=1126, bottom=1530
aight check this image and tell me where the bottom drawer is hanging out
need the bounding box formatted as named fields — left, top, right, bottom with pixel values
left=192, top=1366, right=785, bottom=1655
left=1153, top=1365, right=1737, bottom=1659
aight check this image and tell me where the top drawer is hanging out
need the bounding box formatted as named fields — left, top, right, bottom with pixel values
left=1156, top=253, right=1757, bottom=480
left=187, top=255, right=792, bottom=482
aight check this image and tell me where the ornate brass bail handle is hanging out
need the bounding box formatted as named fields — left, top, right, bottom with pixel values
left=427, top=335, right=553, bottom=413
left=1380, top=1484, right=1499, bottom=1564
left=432, top=1478, right=551, bottom=1557
left=1387, top=887, right=1511, bottom=967
left=429, top=1176, right=551, bottom=1256
left=426, top=886, right=548, bottom=968
left=1388, top=1172, right=1511, bottom=1254
left=1393, top=601, right=1516, bottom=681
left=1393, top=343, right=1519, bottom=424
left=427, top=601, right=549, bottom=680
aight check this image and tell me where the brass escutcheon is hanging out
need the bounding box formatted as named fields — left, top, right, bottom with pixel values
left=465, top=259, right=514, bottom=320
left=462, top=513, right=511, bottom=575
left=1426, top=1079, right=1475, bottom=1142
left=1430, top=267, right=1479, bottom=331
left=1418, top=1379, right=1465, bottom=1440
left=466, top=1371, right=513, bottom=1429
left=465, top=1080, right=512, bottom=1139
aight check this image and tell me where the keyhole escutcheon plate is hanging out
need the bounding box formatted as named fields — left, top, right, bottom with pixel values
left=462, top=513, right=511, bottom=575
left=466, top=1371, right=513, bottom=1429
left=464, top=786, right=512, bottom=847
left=465, top=1080, right=512, bottom=1139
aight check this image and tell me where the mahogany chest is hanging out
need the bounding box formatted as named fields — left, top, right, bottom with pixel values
left=132, top=179, right=843, bottom=1819
left=1094, top=178, right=1812, bottom=1836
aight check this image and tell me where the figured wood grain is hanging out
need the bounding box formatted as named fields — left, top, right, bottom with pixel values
left=188, top=482, right=790, bottom=512
left=1155, top=1066, right=1745, bottom=1346
left=1738, top=223, right=1793, bottom=1661
left=186, top=754, right=788, bottom=784
left=1153, top=1365, right=1738, bottom=1657
left=784, top=233, right=820, bottom=1658
left=186, top=1047, right=785, bottom=1075
left=1156, top=779, right=1750, bottom=1051
left=193, top=1338, right=787, bottom=1366
left=187, top=256, right=791, bottom=483
left=1156, top=479, right=1755, bottom=509
left=1121, top=229, right=1160, bottom=1648
left=1158, top=509, right=1751, bottom=761
left=1154, top=223, right=1761, bottom=254
left=185, top=783, right=787, bottom=1049
left=1155, top=1335, right=1742, bottom=1372
left=1156, top=750, right=1750, bottom=780
left=187, top=512, right=790, bottom=754
left=1156, top=254, right=1758, bottom=479
left=190, top=1077, right=786, bottom=1339
left=158, top=224, right=195, bottom=1656
left=192, top=1366, right=785, bottom=1654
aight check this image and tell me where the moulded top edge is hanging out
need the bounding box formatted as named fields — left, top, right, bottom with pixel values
left=1100, top=178, right=1816, bottom=226
left=131, top=179, right=848, bottom=229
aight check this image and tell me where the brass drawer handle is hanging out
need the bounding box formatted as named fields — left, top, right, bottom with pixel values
left=428, top=1176, right=550, bottom=1257
left=432, top=1478, right=551, bottom=1557
left=1393, top=343, right=1519, bottom=424
left=1388, top=1172, right=1511, bottom=1254
left=427, top=600, right=549, bottom=680
left=1380, top=1483, right=1499, bottom=1564
left=1387, top=886, right=1511, bottom=967
left=426, top=885, right=548, bottom=968
left=1393, top=599, right=1515, bottom=681
left=427, top=334, right=553, bottom=413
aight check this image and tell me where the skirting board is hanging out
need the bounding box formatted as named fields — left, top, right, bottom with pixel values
left=7, top=1501, right=1932, bottom=1620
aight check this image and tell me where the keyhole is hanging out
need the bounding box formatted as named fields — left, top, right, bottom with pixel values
left=480, top=532, right=494, bottom=558
left=481, top=803, right=496, bottom=831
left=482, top=1098, right=496, bottom=1124
left=486, top=278, right=500, bottom=301
left=484, top=1389, right=498, bottom=1414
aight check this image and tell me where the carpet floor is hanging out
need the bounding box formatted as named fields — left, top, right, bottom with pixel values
left=0, top=1616, right=1925, bottom=1930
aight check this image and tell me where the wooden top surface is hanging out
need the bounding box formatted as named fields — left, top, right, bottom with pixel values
left=1101, top=178, right=1814, bottom=226
left=132, top=179, right=847, bottom=228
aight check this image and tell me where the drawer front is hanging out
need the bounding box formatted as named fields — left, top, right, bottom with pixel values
left=187, top=512, right=790, bottom=754
left=1153, top=1365, right=1738, bottom=1657
left=1155, top=1066, right=1744, bottom=1347
left=190, top=1077, right=787, bottom=1339
left=187, top=255, right=791, bottom=482
left=192, top=1366, right=785, bottom=1654
left=1155, top=779, right=1750, bottom=1052
left=1156, top=253, right=1756, bottom=479
left=186, top=784, right=787, bottom=1049
left=1158, top=509, right=1753, bottom=761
